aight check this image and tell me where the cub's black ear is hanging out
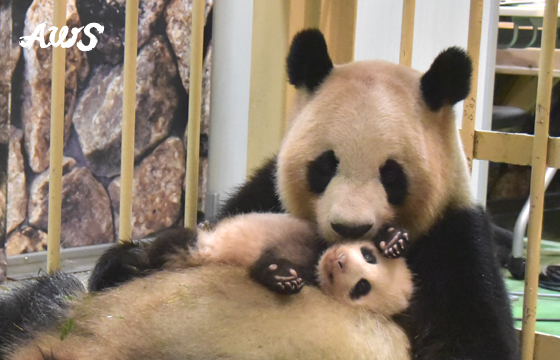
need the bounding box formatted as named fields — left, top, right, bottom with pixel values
left=287, top=29, right=333, bottom=92
left=420, top=47, right=472, bottom=111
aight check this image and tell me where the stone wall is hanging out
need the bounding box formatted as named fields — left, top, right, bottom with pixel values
left=3, top=0, right=213, bottom=257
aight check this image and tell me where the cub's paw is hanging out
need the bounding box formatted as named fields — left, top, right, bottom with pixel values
left=250, top=253, right=305, bottom=295
left=88, top=241, right=150, bottom=292
left=374, top=226, right=409, bottom=259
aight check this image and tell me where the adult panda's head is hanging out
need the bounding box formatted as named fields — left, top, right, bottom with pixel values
left=277, top=29, right=473, bottom=243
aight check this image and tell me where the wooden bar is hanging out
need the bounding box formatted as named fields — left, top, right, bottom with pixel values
left=460, top=0, right=484, bottom=171
left=474, top=131, right=534, bottom=166
left=46, top=0, right=67, bottom=273
left=473, top=131, right=560, bottom=169
left=247, top=0, right=290, bottom=174
left=399, top=0, right=415, bottom=66
left=118, top=0, right=139, bottom=242
left=521, top=1, right=558, bottom=359
left=184, top=0, right=206, bottom=229
left=319, top=0, right=357, bottom=65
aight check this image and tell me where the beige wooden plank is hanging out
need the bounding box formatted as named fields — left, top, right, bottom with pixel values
left=534, top=332, right=560, bottom=360
left=319, top=0, right=357, bottom=65
left=399, top=0, right=415, bottom=67
left=548, top=136, right=560, bottom=168
left=184, top=0, right=206, bottom=229
left=460, top=0, right=484, bottom=171
left=473, top=131, right=560, bottom=170
left=521, top=0, right=558, bottom=358
left=473, top=130, right=534, bottom=165
left=496, top=48, right=560, bottom=77
left=118, top=0, right=140, bottom=242
left=47, top=0, right=68, bottom=272
left=247, top=0, right=290, bottom=174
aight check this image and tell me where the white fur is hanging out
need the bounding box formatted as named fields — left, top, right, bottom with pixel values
left=9, top=267, right=410, bottom=360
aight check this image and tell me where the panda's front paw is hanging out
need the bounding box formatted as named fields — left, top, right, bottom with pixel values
left=374, top=226, right=409, bottom=259
left=250, top=253, right=305, bottom=295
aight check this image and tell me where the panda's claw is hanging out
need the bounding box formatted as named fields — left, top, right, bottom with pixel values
left=250, top=254, right=305, bottom=295
left=374, top=226, right=410, bottom=259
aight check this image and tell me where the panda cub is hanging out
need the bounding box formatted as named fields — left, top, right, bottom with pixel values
left=184, top=212, right=412, bottom=316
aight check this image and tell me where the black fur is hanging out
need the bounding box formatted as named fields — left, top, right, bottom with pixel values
left=307, top=150, right=339, bottom=195
left=199, top=160, right=519, bottom=359
left=88, top=227, right=198, bottom=292
left=249, top=241, right=327, bottom=294
left=379, top=159, right=408, bottom=205
left=218, top=157, right=283, bottom=220
left=400, top=206, right=519, bottom=360
left=0, top=273, right=85, bottom=356
left=420, top=47, right=472, bottom=111
left=286, top=29, right=333, bottom=92
left=88, top=241, right=151, bottom=292
left=249, top=252, right=307, bottom=295
left=147, top=227, right=199, bottom=269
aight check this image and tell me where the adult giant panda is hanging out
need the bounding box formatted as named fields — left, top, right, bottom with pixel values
left=1, top=29, right=519, bottom=359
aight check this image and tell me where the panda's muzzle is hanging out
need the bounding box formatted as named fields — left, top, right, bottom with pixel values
left=331, top=223, right=372, bottom=239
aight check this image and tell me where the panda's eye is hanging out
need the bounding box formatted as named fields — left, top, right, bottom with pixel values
left=360, top=246, right=376, bottom=264
left=350, top=278, right=371, bottom=300
left=379, top=159, right=408, bottom=205
left=307, top=150, right=339, bottom=194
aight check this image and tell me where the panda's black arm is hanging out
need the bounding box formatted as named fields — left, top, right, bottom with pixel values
left=404, top=206, right=519, bottom=360
left=88, top=156, right=281, bottom=292
left=88, top=227, right=198, bottom=292
left=217, top=156, right=284, bottom=220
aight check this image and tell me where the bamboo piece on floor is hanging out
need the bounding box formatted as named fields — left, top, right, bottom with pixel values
left=118, top=0, right=139, bottom=243
left=521, top=1, right=558, bottom=359
left=184, top=0, right=206, bottom=229
left=460, top=0, right=484, bottom=171
left=46, top=0, right=67, bottom=274
left=399, top=0, right=415, bottom=67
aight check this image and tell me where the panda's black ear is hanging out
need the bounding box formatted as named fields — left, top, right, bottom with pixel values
left=287, top=29, right=333, bottom=92
left=420, top=47, right=472, bottom=111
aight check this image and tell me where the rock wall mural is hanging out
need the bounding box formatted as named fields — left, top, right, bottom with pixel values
left=2, top=0, right=213, bottom=258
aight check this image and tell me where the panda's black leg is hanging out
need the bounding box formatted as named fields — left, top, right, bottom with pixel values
left=249, top=250, right=305, bottom=295
left=88, top=227, right=198, bottom=292
left=88, top=241, right=151, bottom=292
left=373, top=226, right=409, bottom=259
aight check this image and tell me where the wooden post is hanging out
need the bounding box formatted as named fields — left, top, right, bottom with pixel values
left=319, top=0, right=357, bottom=65
left=399, top=0, right=415, bottom=66
left=46, top=0, right=67, bottom=273
left=460, top=0, right=484, bottom=171
left=118, top=0, right=139, bottom=242
left=184, top=0, right=206, bottom=229
left=246, top=0, right=290, bottom=174
left=521, top=1, right=558, bottom=359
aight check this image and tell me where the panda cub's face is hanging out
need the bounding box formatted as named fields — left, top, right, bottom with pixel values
left=317, top=241, right=412, bottom=317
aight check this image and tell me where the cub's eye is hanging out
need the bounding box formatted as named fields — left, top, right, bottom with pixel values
left=307, top=150, right=339, bottom=195
left=360, top=246, right=376, bottom=264
left=350, top=279, right=371, bottom=300
left=379, top=159, right=408, bottom=205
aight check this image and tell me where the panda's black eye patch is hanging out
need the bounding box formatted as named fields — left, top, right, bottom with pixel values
left=350, top=278, right=371, bottom=300
left=360, top=247, right=377, bottom=264
left=379, top=159, right=408, bottom=205
left=307, top=150, right=339, bottom=195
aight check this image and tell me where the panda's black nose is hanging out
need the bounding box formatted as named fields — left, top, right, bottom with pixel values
left=331, top=223, right=372, bottom=239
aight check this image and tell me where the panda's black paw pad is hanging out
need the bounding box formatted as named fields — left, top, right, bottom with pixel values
left=375, top=227, right=409, bottom=259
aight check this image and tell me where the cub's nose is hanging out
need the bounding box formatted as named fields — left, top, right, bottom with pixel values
left=336, top=253, right=346, bottom=269
left=331, top=223, right=372, bottom=239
